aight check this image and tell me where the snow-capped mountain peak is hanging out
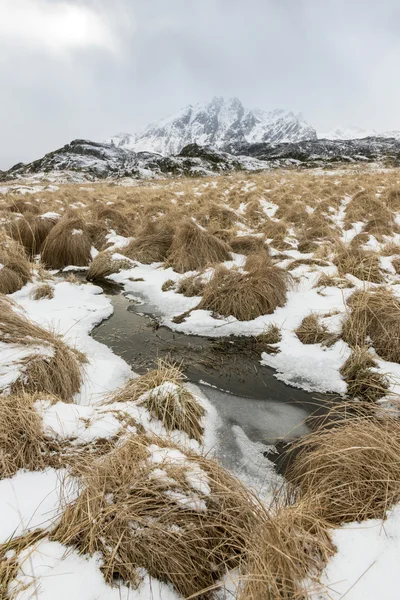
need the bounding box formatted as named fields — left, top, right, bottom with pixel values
left=106, top=97, right=317, bottom=155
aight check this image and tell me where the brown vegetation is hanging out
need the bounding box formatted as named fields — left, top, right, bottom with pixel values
left=287, top=410, right=400, bottom=524
left=41, top=216, right=92, bottom=269
left=343, top=288, right=400, bottom=362
left=10, top=215, right=57, bottom=256
left=199, top=255, right=287, bottom=321
left=340, top=346, right=390, bottom=402
left=167, top=220, right=232, bottom=273
left=295, top=314, right=338, bottom=346
left=54, top=434, right=260, bottom=599
left=0, top=296, right=86, bottom=400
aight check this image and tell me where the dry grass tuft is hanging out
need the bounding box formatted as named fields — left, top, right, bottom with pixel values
left=287, top=411, right=400, bottom=524
left=41, top=216, right=92, bottom=269
left=343, top=288, right=400, bottom=362
left=340, top=346, right=390, bottom=402
left=166, top=220, right=232, bottom=273
left=6, top=198, right=40, bottom=215
left=0, top=531, right=46, bottom=596
left=161, top=279, right=175, bottom=292
left=93, top=205, right=132, bottom=236
left=295, top=314, right=338, bottom=346
left=0, top=237, right=32, bottom=294
left=385, top=188, right=400, bottom=211
left=316, top=272, right=354, bottom=289
left=334, top=243, right=383, bottom=282
left=53, top=434, right=260, bottom=599
left=0, top=295, right=86, bottom=400
left=199, top=255, right=287, bottom=321
left=31, top=283, right=54, bottom=300
left=260, top=323, right=281, bottom=345
left=0, top=393, right=47, bottom=479
left=238, top=501, right=334, bottom=600
left=230, top=235, right=267, bottom=255
left=86, top=252, right=132, bottom=281
left=381, top=241, right=400, bottom=256
left=9, top=215, right=57, bottom=256
left=110, top=360, right=205, bottom=442
left=177, top=273, right=206, bottom=297
left=122, top=219, right=175, bottom=263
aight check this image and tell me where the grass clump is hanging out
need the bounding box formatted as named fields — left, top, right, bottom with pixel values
left=0, top=393, right=47, bottom=479
left=41, top=216, right=92, bottom=269
left=295, top=314, right=338, bottom=346
left=239, top=501, right=334, bottom=600
left=198, top=254, right=287, bottom=321
left=343, top=288, right=400, bottom=362
left=0, top=238, right=32, bottom=294
left=230, top=235, right=267, bottom=255
left=31, top=283, right=54, bottom=300
left=0, top=296, right=86, bottom=400
left=334, top=243, right=383, bottom=282
left=53, top=434, right=260, bottom=599
left=177, top=273, right=206, bottom=297
left=93, top=204, right=132, bottom=236
left=340, top=346, right=390, bottom=402
left=122, top=219, right=175, bottom=263
left=287, top=410, right=400, bottom=524
left=10, top=215, right=57, bottom=256
left=166, top=220, right=231, bottom=273
left=110, top=361, right=204, bottom=442
left=161, top=279, right=175, bottom=292
left=86, top=252, right=132, bottom=281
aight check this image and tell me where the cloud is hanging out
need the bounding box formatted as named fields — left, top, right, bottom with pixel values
left=1, top=0, right=400, bottom=169
left=0, top=0, right=117, bottom=52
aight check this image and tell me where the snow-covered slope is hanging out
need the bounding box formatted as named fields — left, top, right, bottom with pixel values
left=319, top=126, right=378, bottom=140
left=108, top=97, right=317, bottom=155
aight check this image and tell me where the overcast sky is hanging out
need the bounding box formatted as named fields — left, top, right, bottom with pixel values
left=1, top=0, right=400, bottom=169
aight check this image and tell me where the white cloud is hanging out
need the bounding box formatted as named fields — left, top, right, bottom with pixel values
left=0, top=0, right=116, bottom=52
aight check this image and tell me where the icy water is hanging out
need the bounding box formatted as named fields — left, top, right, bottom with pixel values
left=92, top=289, right=329, bottom=492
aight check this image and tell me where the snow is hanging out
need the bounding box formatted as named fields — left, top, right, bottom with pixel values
left=9, top=539, right=181, bottom=600
left=106, top=97, right=316, bottom=155
left=0, top=469, right=78, bottom=543
left=313, top=504, right=400, bottom=600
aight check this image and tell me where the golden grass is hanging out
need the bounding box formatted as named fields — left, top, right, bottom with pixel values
left=93, top=204, right=133, bottom=236
left=0, top=531, right=46, bottom=597
left=334, top=243, right=383, bottom=282
left=295, top=314, right=338, bottom=346
left=122, top=219, right=175, bottom=263
left=6, top=197, right=40, bottom=214
left=53, top=434, right=261, bottom=599
left=31, top=283, right=54, bottom=300
left=41, top=216, right=92, bottom=269
left=229, top=235, right=267, bottom=255
left=177, top=273, right=206, bottom=297
left=238, top=501, right=334, bottom=600
left=109, top=360, right=205, bottom=442
left=198, top=255, right=287, bottom=321
left=340, top=346, right=390, bottom=402
left=342, top=288, right=400, bottom=362
left=287, top=409, right=400, bottom=524
left=9, top=215, right=56, bottom=256
left=0, top=237, right=32, bottom=294
left=86, top=251, right=132, bottom=281
left=0, top=295, right=86, bottom=400
left=0, top=393, right=47, bottom=479
left=166, top=220, right=232, bottom=273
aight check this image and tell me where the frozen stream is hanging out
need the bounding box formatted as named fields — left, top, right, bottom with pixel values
left=92, top=290, right=325, bottom=493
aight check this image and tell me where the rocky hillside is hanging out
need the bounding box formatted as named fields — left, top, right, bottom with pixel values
left=108, top=97, right=317, bottom=155
left=1, top=139, right=268, bottom=182
left=3, top=136, right=400, bottom=183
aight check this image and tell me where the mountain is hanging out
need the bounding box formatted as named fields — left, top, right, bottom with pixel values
left=319, top=126, right=378, bottom=140
left=229, top=137, right=400, bottom=167
left=107, top=97, right=317, bottom=155
left=1, top=140, right=269, bottom=182
left=4, top=137, right=400, bottom=184
left=319, top=126, right=400, bottom=141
